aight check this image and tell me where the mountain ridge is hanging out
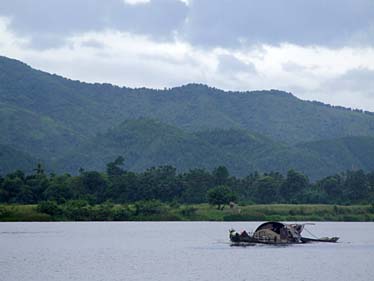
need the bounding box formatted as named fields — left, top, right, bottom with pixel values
left=1, top=55, right=374, bottom=178
left=2, top=55, right=373, bottom=113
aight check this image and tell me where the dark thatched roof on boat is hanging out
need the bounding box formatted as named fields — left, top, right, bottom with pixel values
left=254, top=222, right=285, bottom=234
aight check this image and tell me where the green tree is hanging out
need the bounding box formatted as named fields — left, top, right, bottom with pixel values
left=344, top=170, right=369, bottom=203
left=180, top=168, right=214, bottom=203
left=106, top=156, right=125, bottom=177
left=37, top=201, right=62, bottom=216
left=368, top=171, right=374, bottom=203
left=24, top=173, right=49, bottom=203
left=1, top=176, right=24, bottom=202
left=253, top=176, right=279, bottom=203
left=43, top=183, right=72, bottom=203
left=106, top=171, right=138, bottom=203
left=15, top=186, right=34, bottom=204
left=207, top=185, right=236, bottom=210
left=317, top=175, right=342, bottom=202
left=136, top=166, right=180, bottom=202
left=213, top=166, right=229, bottom=186
left=280, top=169, right=309, bottom=203
left=134, top=200, right=165, bottom=216
left=81, top=171, right=108, bottom=203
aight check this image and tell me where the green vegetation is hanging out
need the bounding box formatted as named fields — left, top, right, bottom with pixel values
left=207, top=185, right=236, bottom=210
left=1, top=159, right=373, bottom=221
left=3, top=58, right=374, bottom=222
left=1, top=203, right=373, bottom=222
left=0, top=204, right=51, bottom=221
left=2, top=56, right=374, bottom=179
left=0, top=144, right=36, bottom=174
left=1, top=159, right=373, bottom=209
left=33, top=119, right=374, bottom=180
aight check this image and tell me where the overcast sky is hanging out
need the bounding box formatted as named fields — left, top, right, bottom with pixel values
left=1, top=0, right=374, bottom=110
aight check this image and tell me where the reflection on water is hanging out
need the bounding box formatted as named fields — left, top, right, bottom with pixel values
left=0, top=231, right=59, bottom=234
left=0, top=222, right=373, bottom=281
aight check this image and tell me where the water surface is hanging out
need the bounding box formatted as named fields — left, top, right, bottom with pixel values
left=0, top=222, right=373, bottom=281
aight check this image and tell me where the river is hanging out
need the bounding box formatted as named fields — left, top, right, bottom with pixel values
left=0, top=222, right=373, bottom=281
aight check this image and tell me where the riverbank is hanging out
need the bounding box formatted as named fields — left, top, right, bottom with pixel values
left=1, top=203, right=374, bottom=222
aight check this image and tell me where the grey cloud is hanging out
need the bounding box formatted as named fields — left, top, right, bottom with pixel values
left=217, top=54, right=256, bottom=74
left=184, top=0, right=374, bottom=48
left=282, top=62, right=318, bottom=73
left=282, top=62, right=308, bottom=73
left=0, top=0, right=188, bottom=48
left=282, top=69, right=374, bottom=112
left=80, top=39, right=106, bottom=49
left=324, top=68, right=374, bottom=96
left=291, top=67, right=374, bottom=112
left=1, top=0, right=374, bottom=50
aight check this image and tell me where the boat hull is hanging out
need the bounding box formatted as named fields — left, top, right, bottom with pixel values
left=300, top=237, right=339, bottom=243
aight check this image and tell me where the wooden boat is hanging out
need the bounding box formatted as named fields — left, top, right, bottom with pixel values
left=300, top=236, right=339, bottom=243
left=229, top=221, right=339, bottom=245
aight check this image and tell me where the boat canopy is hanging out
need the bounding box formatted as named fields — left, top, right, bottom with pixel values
left=254, top=221, right=285, bottom=235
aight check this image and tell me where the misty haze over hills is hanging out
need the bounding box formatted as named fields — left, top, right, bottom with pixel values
left=1, top=55, right=374, bottom=179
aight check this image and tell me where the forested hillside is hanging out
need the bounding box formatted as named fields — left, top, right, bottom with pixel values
left=51, top=119, right=374, bottom=179
left=0, top=144, right=36, bottom=174
left=1, top=55, right=374, bottom=179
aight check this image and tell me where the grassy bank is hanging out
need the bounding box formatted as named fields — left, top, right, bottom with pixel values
left=1, top=203, right=374, bottom=222
left=0, top=205, right=53, bottom=221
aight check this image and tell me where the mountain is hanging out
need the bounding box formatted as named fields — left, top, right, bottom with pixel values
left=53, top=119, right=374, bottom=180
left=297, top=136, right=374, bottom=173
left=1, top=55, right=374, bottom=179
left=0, top=144, right=37, bottom=174
left=2, top=55, right=374, bottom=144
left=55, top=119, right=280, bottom=175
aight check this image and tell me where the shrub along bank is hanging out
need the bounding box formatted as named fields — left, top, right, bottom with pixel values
left=1, top=202, right=373, bottom=222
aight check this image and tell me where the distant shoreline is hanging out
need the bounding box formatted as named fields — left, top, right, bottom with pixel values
left=1, top=203, right=373, bottom=222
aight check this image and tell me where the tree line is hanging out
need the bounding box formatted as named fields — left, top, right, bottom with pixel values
left=1, top=156, right=373, bottom=206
